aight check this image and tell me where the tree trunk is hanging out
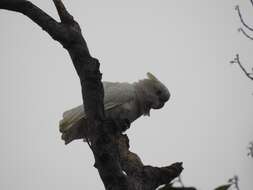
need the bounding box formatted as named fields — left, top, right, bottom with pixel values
left=0, top=1, right=183, bottom=189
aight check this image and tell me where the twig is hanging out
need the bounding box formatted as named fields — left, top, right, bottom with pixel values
left=52, top=0, right=74, bottom=24
left=238, top=28, right=253, bottom=40
left=228, top=175, right=240, bottom=190
left=235, top=5, right=253, bottom=32
left=247, top=141, right=253, bottom=158
left=230, top=54, right=253, bottom=80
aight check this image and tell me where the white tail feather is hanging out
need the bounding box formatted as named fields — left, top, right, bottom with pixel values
left=59, top=105, right=85, bottom=132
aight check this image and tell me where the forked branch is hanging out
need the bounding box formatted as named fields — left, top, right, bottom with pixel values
left=230, top=54, right=253, bottom=81
left=235, top=4, right=253, bottom=40
left=0, top=1, right=183, bottom=189
left=235, top=5, right=253, bottom=32
left=53, top=0, right=74, bottom=24
left=235, top=0, right=253, bottom=40
left=233, top=1, right=253, bottom=82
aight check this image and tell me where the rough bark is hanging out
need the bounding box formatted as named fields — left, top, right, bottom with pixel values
left=0, top=1, right=183, bottom=189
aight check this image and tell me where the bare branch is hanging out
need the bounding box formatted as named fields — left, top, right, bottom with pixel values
left=231, top=54, right=253, bottom=80
left=228, top=175, right=240, bottom=190
left=0, top=1, right=183, bottom=189
left=0, top=0, right=69, bottom=43
left=235, top=5, right=253, bottom=32
left=238, top=28, right=253, bottom=40
left=117, top=134, right=183, bottom=189
left=0, top=1, right=123, bottom=189
left=248, top=141, right=253, bottom=158
left=52, top=0, right=74, bottom=24
left=159, top=184, right=196, bottom=190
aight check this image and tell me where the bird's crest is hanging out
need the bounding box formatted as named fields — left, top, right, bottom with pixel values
left=147, top=72, right=159, bottom=82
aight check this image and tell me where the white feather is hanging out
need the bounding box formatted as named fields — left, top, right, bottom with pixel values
left=59, top=82, right=136, bottom=132
left=59, top=73, right=170, bottom=144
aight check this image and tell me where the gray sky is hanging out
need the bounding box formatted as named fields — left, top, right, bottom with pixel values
left=0, top=0, right=252, bottom=189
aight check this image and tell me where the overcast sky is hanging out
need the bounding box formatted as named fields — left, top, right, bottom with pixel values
left=0, top=0, right=252, bottom=190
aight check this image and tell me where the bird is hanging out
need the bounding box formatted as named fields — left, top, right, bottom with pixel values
left=59, top=72, right=170, bottom=144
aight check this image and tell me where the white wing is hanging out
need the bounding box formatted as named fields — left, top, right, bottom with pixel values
left=59, top=81, right=136, bottom=132
left=103, top=82, right=135, bottom=110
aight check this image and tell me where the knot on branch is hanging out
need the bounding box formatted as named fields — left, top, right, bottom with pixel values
left=141, top=163, right=183, bottom=188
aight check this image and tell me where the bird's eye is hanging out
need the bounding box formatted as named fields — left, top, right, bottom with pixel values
left=156, top=90, right=162, bottom=95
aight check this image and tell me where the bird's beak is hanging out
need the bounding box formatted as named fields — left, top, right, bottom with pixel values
left=153, top=102, right=165, bottom=109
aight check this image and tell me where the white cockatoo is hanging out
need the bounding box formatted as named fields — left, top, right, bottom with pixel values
left=59, top=72, right=170, bottom=144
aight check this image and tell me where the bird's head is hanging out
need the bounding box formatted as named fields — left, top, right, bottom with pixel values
left=145, top=72, right=170, bottom=110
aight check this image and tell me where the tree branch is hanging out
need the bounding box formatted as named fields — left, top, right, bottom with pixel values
left=117, top=132, right=183, bottom=190
left=158, top=184, right=196, bottom=190
left=52, top=0, right=74, bottom=24
left=248, top=141, right=253, bottom=158
left=0, top=1, right=183, bottom=189
left=235, top=5, right=253, bottom=32
left=0, top=0, right=69, bottom=43
left=230, top=54, right=253, bottom=81
left=238, top=28, right=253, bottom=40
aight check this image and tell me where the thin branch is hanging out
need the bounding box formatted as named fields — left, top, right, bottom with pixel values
left=52, top=0, right=74, bottom=24
left=247, top=141, right=253, bottom=158
left=159, top=183, right=196, bottom=190
left=238, top=28, right=253, bottom=40
left=0, top=0, right=68, bottom=43
left=231, top=54, right=253, bottom=80
left=228, top=175, right=240, bottom=190
left=235, top=5, right=253, bottom=32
